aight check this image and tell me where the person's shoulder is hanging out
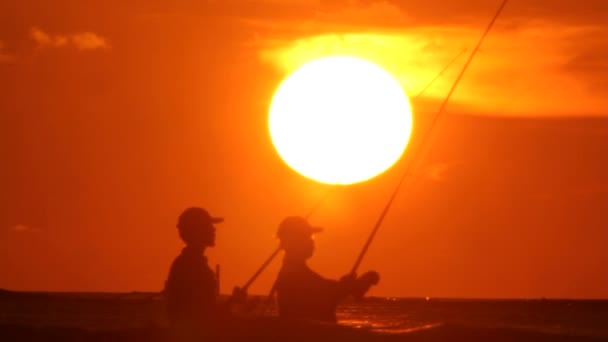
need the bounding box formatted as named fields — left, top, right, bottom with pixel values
left=171, top=250, right=186, bottom=264
left=278, top=263, right=318, bottom=281
left=168, top=250, right=191, bottom=272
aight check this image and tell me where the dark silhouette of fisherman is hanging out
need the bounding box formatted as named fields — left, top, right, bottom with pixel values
left=164, top=207, right=224, bottom=339
left=275, top=216, right=380, bottom=323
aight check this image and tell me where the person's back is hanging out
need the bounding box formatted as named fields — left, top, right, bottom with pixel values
left=165, top=246, right=217, bottom=323
left=274, top=216, right=379, bottom=323
left=164, top=207, right=223, bottom=339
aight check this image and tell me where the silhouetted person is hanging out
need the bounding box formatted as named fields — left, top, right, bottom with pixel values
left=275, top=216, right=380, bottom=323
left=164, top=207, right=223, bottom=339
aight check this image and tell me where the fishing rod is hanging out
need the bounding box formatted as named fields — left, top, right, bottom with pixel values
left=239, top=21, right=473, bottom=296
left=156, top=47, right=466, bottom=301
left=350, top=0, right=510, bottom=276
left=254, top=48, right=471, bottom=308
left=241, top=47, right=469, bottom=298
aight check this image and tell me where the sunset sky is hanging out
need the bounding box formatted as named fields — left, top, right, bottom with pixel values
left=1, top=0, right=607, bottom=298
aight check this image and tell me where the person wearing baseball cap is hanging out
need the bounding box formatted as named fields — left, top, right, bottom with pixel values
left=275, top=216, right=380, bottom=323
left=164, top=207, right=224, bottom=339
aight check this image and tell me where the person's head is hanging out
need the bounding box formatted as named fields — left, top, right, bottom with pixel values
left=277, top=216, right=323, bottom=261
left=177, top=207, right=223, bottom=249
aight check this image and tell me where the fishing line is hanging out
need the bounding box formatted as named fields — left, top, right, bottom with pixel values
left=253, top=48, right=471, bottom=311
left=350, top=0, right=510, bottom=275
left=241, top=46, right=468, bottom=296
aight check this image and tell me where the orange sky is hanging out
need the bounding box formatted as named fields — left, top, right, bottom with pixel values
left=1, top=0, right=607, bottom=298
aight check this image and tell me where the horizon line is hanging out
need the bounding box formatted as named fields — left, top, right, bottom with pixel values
left=2, top=289, right=606, bottom=301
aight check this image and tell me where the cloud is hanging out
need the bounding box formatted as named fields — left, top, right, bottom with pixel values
left=311, top=1, right=410, bottom=29
left=0, top=41, right=15, bottom=63
left=242, top=1, right=408, bottom=33
left=31, top=27, right=68, bottom=47
left=246, top=1, right=608, bottom=116
left=30, top=27, right=109, bottom=51
left=71, top=32, right=109, bottom=50
left=9, top=224, right=42, bottom=233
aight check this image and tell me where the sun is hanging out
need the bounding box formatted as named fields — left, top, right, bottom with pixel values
left=269, top=56, right=413, bottom=185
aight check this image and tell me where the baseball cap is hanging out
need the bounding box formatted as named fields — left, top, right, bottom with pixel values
left=177, top=207, right=223, bottom=228
left=276, top=216, right=323, bottom=240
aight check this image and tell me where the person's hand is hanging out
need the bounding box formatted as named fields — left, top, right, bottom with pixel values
left=352, top=270, right=380, bottom=299
left=359, top=271, right=380, bottom=286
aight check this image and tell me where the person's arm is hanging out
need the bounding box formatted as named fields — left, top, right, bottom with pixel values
left=336, top=273, right=358, bottom=300
left=337, top=271, right=380, bottom=299
left=352, top=271, right=380, bottom=299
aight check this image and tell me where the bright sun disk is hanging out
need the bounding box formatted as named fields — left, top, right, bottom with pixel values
left=269, top=56, right=413, bottom=184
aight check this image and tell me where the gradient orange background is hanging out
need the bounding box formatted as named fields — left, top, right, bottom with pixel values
left=1, top=0, right=607, bottom=299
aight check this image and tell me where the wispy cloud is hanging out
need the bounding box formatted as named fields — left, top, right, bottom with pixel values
left=9, top=224, right=42, bottom=233
left=244, top=1, right=608, bottom=116
left=71, top=32, right=109, bottom=50
left=30, top=27, right=109, bottom=51
left=31, top=27, right=69, bottom=47
left=242, top=1, right=409, bottom=34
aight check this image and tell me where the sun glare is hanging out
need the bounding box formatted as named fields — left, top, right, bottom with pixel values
left=269, top=56, right=413, bottom=185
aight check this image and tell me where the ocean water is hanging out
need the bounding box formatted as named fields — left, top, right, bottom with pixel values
left=1, top=292, right=607, bottom=338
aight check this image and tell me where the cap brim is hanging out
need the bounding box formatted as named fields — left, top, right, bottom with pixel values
left=211, top=217, right=224, bottom=223
left=310, top=227, right=323, bottom=233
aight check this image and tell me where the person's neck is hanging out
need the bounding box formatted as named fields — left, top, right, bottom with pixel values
left=284, top=255, right=307, bottom=266
left=184, top=245, right=206, bottom=255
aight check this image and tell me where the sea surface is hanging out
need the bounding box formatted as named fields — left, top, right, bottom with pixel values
left=1, top=291, right=607, bottom=338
